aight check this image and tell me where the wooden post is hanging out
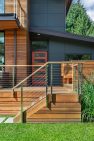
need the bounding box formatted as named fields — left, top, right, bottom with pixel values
left=12, top=66, right=15, bottom=87
left=21, top=85, right=24, bottom=123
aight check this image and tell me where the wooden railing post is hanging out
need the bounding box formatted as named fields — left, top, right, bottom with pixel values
left=21, top=85, right=24, bottom=123
left=12, top=66, right=15, bottom=87
left=78, top=63, right=83, bottom=95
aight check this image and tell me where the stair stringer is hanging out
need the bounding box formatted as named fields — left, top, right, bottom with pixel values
left=14, top=96, right=46, bottom=123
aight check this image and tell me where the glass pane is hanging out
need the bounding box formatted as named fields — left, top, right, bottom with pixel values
left=34, top=53, right=45, bottom=57
left=32, top=41, right=48, bottom=51
left=34, top=59, right=46, bottom=63
left=0, top=0, right=4, bottom=13
left=0, top=32, right=4, bottom=43
left=65, top=54, right=91, bottom=61
left=0, top=55, right=4, bottom=65
left=0, top=44, right=4, bottom=54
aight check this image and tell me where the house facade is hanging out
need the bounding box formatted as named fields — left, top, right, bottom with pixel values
left=0, top=0, right=94, bottom=68
left=0, top=0, right=94, bottom=123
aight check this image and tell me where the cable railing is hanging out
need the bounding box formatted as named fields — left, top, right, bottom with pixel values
left=73, top=62, right=94, bottom=95
left=0, top=65, right=42, bottom=89
left=1, top=0, right=26, bottom=27
left=0, top=61, right=94, bottom=122
left=11, top=62, right=81, bottom=122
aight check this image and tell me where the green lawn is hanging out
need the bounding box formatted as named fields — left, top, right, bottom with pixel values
left=0, top=123, right=94, bottom=141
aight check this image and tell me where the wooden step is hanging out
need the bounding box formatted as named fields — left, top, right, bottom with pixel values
left=51, top=103, right=81, bottom=108
left=0, top=111, right=17, bottom=116
left=37, top=109, right=81, bottom=114
left=0, top=97, right=37, bottom=102
left=42, top=107, right=81, bottom=111
left=52, top=94, right=79, bottom=103
left=27, top=118, right=81, bottom=123
left=29, top=113, right=81, bottom=119
left=0, top=106, right=23, bottom=111
left=0, top=91, right=44, bottom=98
left=0, top=102, right=30, bottom=107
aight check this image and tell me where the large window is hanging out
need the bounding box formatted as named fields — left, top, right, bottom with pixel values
left=32, top=41, right=48, bottom=51
left=0, top=0, right=4, bottom=13
left=0, top=32, right=4, bottom=65
left=65, top=54, right=92, bottom=61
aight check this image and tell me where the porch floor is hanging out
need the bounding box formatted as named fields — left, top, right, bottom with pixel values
left=0, top=84, right=75, bottom=94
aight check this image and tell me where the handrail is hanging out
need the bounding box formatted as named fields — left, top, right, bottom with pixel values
left=0, top=65, right=42, bottom=67
left=12, top=62, right=48, bottom=90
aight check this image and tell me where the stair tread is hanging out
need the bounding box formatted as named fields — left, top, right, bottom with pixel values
left=29, top=113, right=81, bottom=119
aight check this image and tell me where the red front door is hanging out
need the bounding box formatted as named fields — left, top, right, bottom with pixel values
left=32, top=51, right=48, bottom=86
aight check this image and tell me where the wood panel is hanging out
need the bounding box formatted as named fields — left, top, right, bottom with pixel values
left=0, top=21, right=19, bottom=30
left=26, top=93, right=81, bottom=123
left=5, top=0, right=14, bottom=13
left=16, top=30, right=28, bottom=84
left=5, top=30, right=28, bottom=85
left=5, top=31, right=15, bottom=65
left=61, top=62, right=94, bottom=85
left=0, top=91, right=44, bottom=116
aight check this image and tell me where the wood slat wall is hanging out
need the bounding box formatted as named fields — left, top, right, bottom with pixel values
left=5, top=31, right=15, bottom=65
left=5, top=0, right=27, bottom=14
left=5, top=0, right=14, bottom=13
left=5, top=30, right=28, bottom=85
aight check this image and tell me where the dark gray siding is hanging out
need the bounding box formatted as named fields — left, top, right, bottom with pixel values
left=49, top=40, right=94, bottom=61
left=48, top=39, right=94, bottom=85
left=30, top=0, right=66, bottom=32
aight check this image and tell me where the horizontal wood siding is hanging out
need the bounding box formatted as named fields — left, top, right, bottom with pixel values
left=5, top=31, right=14, bottom=65
left=5, top=0, right=14, bottom=13
left=5, top=30, right=28, bottom=85
left=16, top=30, right=28, bottom=84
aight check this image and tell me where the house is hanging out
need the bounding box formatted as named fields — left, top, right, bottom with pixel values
left=0, top=0, right=93, bottom=123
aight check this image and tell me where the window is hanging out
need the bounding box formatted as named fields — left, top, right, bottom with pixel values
left=65, top=54, right=91, bottom=61
left=0, top=0, right=4, bottom=13
left=0, top=32, right=4, bottom=65
left=32, top=41, right=48, bottom=51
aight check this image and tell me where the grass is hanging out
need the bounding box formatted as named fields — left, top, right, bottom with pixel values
left=0, top=123, right=94, bottom=141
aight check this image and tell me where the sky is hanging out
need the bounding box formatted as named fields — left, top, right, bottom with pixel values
left=73, top=0, right=94, bottom=21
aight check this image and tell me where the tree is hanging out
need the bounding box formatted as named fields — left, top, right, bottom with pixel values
left=66, top=3, right=94, bottom=37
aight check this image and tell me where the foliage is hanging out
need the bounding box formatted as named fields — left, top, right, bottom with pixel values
left=66, top=3, right=94, bottom=36
left=81, top=74, right=94, bottom=122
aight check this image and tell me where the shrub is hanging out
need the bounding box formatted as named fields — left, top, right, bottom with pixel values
left=81, top=75, right=94, bottom=122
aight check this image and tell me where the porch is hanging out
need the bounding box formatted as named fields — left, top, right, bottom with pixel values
left=0, top=61, right=93, bottom=123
